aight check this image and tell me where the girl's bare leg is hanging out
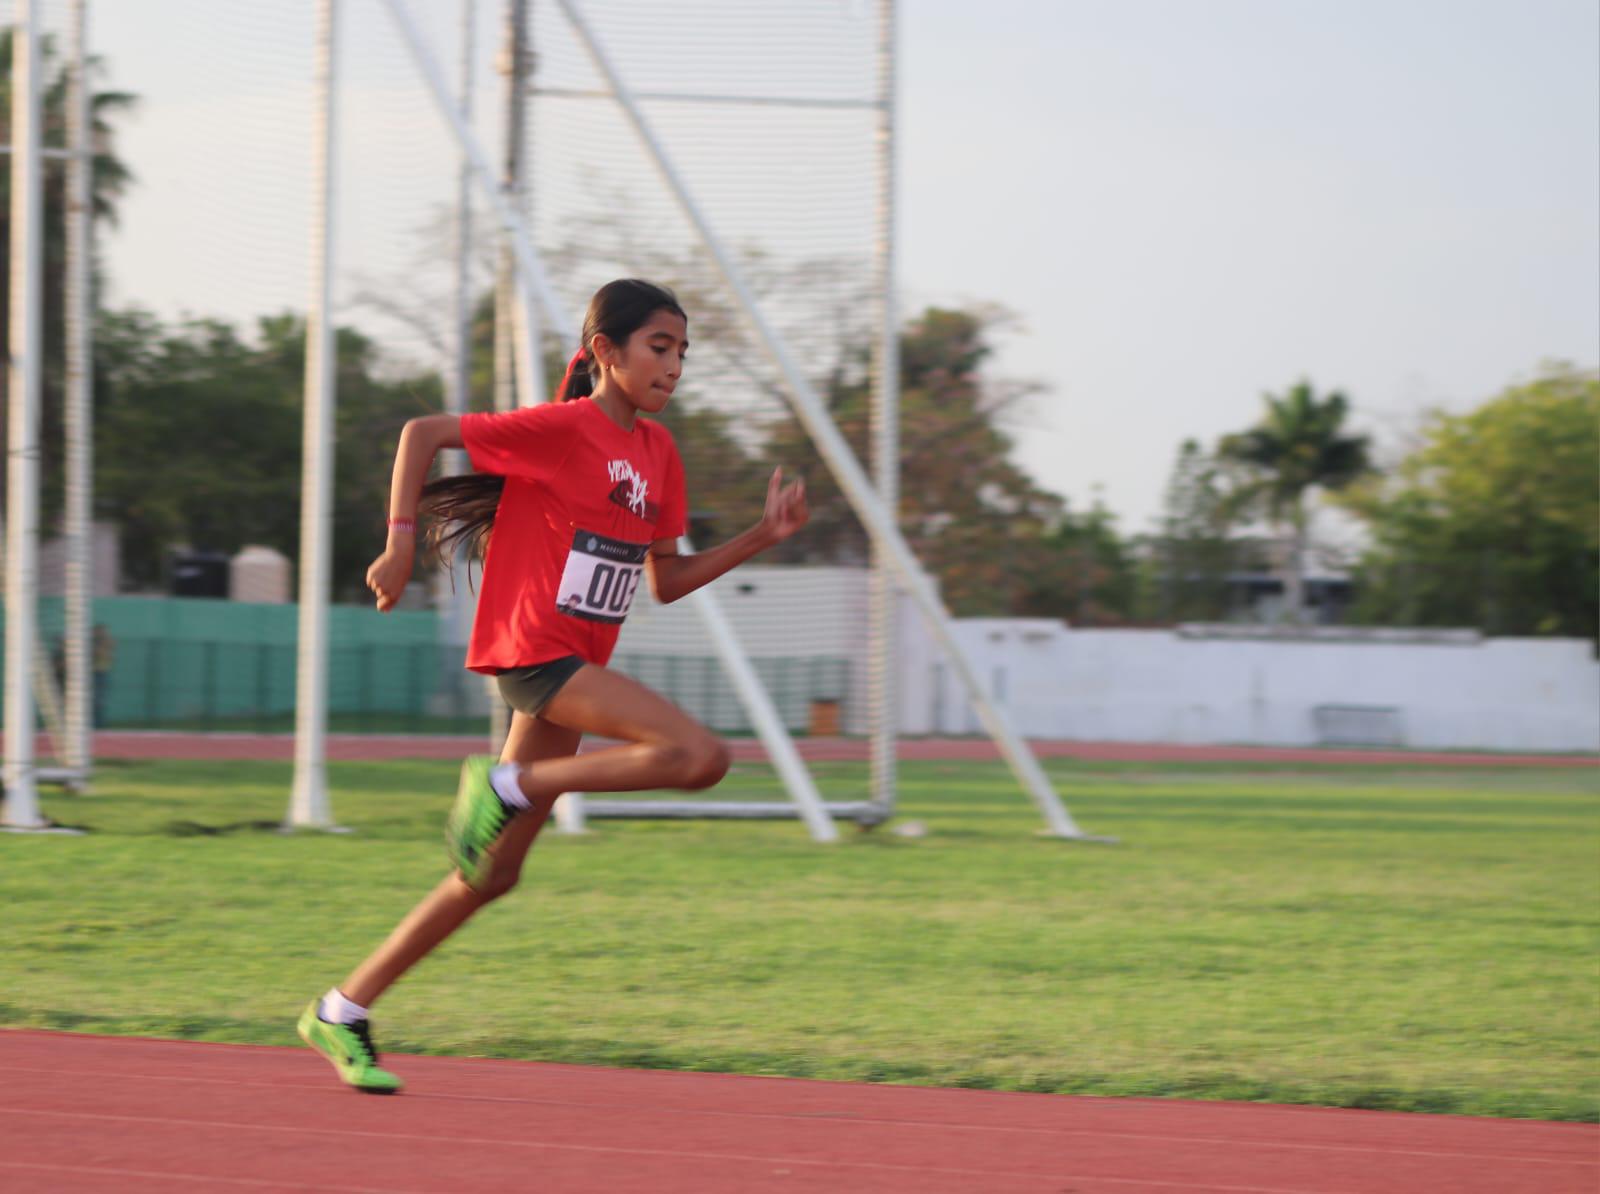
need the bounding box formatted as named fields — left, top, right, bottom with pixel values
left=517, top=664, right=730, bottom=802
left=339, top=713, right=580, bottom=1008
left=341, top=665, right=728, bottom=1008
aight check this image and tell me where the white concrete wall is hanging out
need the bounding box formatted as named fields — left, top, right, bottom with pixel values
left=618, top=564, right=867, bottom=658
left=902, top=620, right=1600, bottom=753
left=39, top=521, right=121, bottom=598
left=443, top=560, right=1599, bottom=753
left=612, top=565, right=874, bottom=733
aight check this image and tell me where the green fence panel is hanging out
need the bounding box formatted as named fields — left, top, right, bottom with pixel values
left=8, top=597, right=856, bottom=735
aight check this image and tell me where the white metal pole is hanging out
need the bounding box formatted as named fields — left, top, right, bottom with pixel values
left=508, top=0, right=543, bottom=407
left=288, top=0, right=341, bottom=830
left=440, top=0, right=476, bottom=692
left=3, top=0, right=47, bottom=829
left=486, top=0, right=528, bottom=751
left=493, top=0, right=543, bottom=409
left=63, top=0, right=93, bottom=782
left=445, top=0, right=474, bottom=458
left=511, top=284, right=542, bottom=406
left=867, top=0, right=899, bottom=821
left=556, top=0, right=1093, bottom=839
left=491, top=0, right=519, bottom=416
left=382, top=0, right=841, bottom=842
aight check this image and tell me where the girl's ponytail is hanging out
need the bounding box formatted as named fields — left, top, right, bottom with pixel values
left=555, top=346, right=593, bottom=401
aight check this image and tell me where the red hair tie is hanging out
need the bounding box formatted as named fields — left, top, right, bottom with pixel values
left=556, top=346, right=589, bottom=401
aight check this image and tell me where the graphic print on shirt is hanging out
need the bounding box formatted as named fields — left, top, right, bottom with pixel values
left=556, top=529, right=649, bottom=624
left=607, top=458, right=660, bottom=523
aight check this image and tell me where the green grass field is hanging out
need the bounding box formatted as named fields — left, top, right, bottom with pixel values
left=3, top=756, right=1595, bottom=1121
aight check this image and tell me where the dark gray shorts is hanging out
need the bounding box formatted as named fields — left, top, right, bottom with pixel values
left=495, top=655, right=586, bottom=717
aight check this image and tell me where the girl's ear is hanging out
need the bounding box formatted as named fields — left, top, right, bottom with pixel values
left=591, top=332, right=620, bottom=372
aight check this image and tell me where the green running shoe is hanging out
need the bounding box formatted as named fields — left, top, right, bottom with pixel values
left=297, top=1001, right=403, bottom=1094
left=447, top=754, right=517, bottom=891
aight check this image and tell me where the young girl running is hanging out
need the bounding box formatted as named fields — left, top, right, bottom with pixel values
left=299, top=278, right=809, bottom=1092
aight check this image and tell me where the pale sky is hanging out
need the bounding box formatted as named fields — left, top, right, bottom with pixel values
left=89, top=0, right=1600, bottom=532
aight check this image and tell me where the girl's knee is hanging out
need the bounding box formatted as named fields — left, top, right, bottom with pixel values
left=680, top=735, right=730, bottom=790
left=452, top=864, right=521, bottom=904
left=479, top=868, right=523, bottom=902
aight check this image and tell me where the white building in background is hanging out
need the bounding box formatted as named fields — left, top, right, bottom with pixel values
left=607, top=565, right=1598, bottom=753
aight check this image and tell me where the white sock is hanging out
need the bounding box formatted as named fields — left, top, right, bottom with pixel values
left=318, top=988, right=369, bottom=1026
left=490, top=762, right=531, bottom=811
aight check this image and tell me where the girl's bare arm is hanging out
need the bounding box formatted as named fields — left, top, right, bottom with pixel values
left=367, top=415, right=464, bottom=612
left=646, top=469, right=808, bottom=605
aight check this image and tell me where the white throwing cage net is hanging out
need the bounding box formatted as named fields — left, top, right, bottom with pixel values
left=74, top=0, right=898, bottom=831
left=4, top=0, right=99, bottom=823
left=9, top=0, right=1091, bottom=840
left=526, top=0, right=888, bottom=738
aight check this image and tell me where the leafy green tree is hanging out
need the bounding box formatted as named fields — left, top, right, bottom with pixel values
left=1217, top=381, right=1372, bottom=622
left=652, top=399, right=772, bottom=545
left=93, top=310, right=299, bottom=592
left=756, top=305, right=1081, bottom=616
left=1339, top=366, right=1598, bottom=637
left=94, top=310, right=434, bottom=598
left=1138, top=438, right=1246, bottom=622
left=1016, top=491, right=1137, bottom=625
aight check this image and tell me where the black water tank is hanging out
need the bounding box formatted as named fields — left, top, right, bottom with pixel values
left=170, top=550, right=230, bottom=598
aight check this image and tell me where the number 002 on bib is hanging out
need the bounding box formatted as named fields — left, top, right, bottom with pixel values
left=555, top=529, right=649, bottom=624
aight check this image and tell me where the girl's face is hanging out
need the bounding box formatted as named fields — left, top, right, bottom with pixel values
left=599, top=308, right=688, bottom=415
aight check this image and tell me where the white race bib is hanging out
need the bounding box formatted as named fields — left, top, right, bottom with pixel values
left=555, top=529, right=648, bottom=624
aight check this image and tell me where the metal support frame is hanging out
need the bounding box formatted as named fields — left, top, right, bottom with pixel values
left=531, top=86, right=883, bottom=111
left=3, top=0, right=47, bottom=830
left=0, top=4, right=92, bottom=814
left=486, top=0, right=532, bottom=753
left=866, top=0, right=898, bottom=823
left=439, top=0, right=477, bottom=672
left=63, top=0, right=94, bottom=784
left=286, top=0, right=344, bottom=831
left=447, top=0, right=475, bottom=447
left=576, top=800, right=876, bottom=822
left=486, top=1, right=516, bottom=749
left=381, top=0, right=843, bottom=842
left=495, top=0, right=543, bottom=411
left=555, top=0, right=1099, bottom=839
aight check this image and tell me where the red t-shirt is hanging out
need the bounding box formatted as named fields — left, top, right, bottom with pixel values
left=459, top=398, right=687, bottom=672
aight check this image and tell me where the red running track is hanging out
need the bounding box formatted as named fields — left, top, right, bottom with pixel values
left=50, top=730, right=1600, bottom=767
left=0, top=1031, right=1594, bottom=1193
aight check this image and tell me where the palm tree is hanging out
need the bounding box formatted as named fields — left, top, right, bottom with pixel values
left=1218, top=381, right=1371, bottom=623
left=0, top=30, right=136, bottom=526
left=0, top=29, right=138, bottom=345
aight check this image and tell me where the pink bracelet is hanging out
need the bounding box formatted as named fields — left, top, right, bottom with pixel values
left=387, top=517, right=416, bottom=534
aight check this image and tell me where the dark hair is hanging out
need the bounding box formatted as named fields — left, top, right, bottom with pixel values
left=419, top=279, right=687, bottom=568
left=555, top=278, right=686, bottom=402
